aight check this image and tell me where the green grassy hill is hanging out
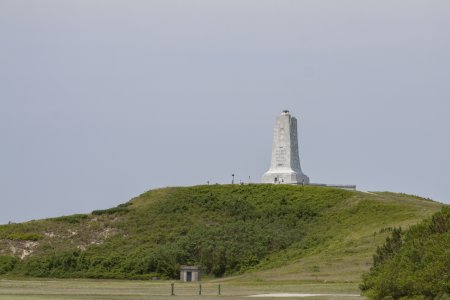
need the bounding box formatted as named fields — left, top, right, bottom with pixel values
left=0, top=184, right=443, bottom=282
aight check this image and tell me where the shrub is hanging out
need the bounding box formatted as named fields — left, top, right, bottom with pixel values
left=6, top=233, right=43, bottom=241
left=92, top=203, right=131, bottom=215
left=0, top=256, right=18, bottom=274
left=51, top=214, right=88, bottom=223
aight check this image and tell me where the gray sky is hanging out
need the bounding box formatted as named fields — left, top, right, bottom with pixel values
left=1, top=0, right=449, bottom=224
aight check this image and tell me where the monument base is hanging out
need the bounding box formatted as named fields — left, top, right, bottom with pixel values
left=262, top=170, right=310, bottom=185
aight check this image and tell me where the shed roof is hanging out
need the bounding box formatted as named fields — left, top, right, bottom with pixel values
left=180, top=265, right=200, bottom=271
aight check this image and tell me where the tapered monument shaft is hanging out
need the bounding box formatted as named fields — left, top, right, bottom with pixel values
left=262, top=110, right=310, bottom=184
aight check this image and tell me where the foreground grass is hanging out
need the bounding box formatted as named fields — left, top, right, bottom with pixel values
left=0, top=278, right=365, bottom=300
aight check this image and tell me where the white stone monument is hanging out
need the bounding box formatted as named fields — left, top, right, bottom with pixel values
left=262, top=110, right=310, bottom=185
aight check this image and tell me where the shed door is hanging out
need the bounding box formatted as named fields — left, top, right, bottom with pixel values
left=186, top=271, right=192, bottom=282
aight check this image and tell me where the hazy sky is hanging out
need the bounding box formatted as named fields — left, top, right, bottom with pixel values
left=1, top=1, right=449, bottom=224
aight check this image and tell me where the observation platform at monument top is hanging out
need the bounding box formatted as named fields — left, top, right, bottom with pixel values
left=262, top=110, right=356, bottom=191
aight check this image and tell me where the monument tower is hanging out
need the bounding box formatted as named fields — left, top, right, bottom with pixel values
left=262, top=110, right=310, bottom=184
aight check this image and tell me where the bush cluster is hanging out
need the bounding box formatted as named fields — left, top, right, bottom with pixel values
left=50, top=214, right=88, bottom=224
left=6, top=233, right=43, bottom=241
left=360, top=206, right=450, bottom=299
left=0, top=256, right=18, bottom=274
left=92, top=203, right=131, bottom=215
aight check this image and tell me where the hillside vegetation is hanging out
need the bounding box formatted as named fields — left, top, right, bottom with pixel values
left=361, top=206, right=450, bottom=299
left=0, top=185, right=443, bottom=281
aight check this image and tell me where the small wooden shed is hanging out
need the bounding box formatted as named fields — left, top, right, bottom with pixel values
left=180, top=265, right=200, bottom=282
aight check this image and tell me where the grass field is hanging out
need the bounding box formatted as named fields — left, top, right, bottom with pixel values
left=0, top=278, right=365, bottom=300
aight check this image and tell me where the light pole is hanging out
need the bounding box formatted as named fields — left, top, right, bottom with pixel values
left=232, top=174, right=235, bottom=184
